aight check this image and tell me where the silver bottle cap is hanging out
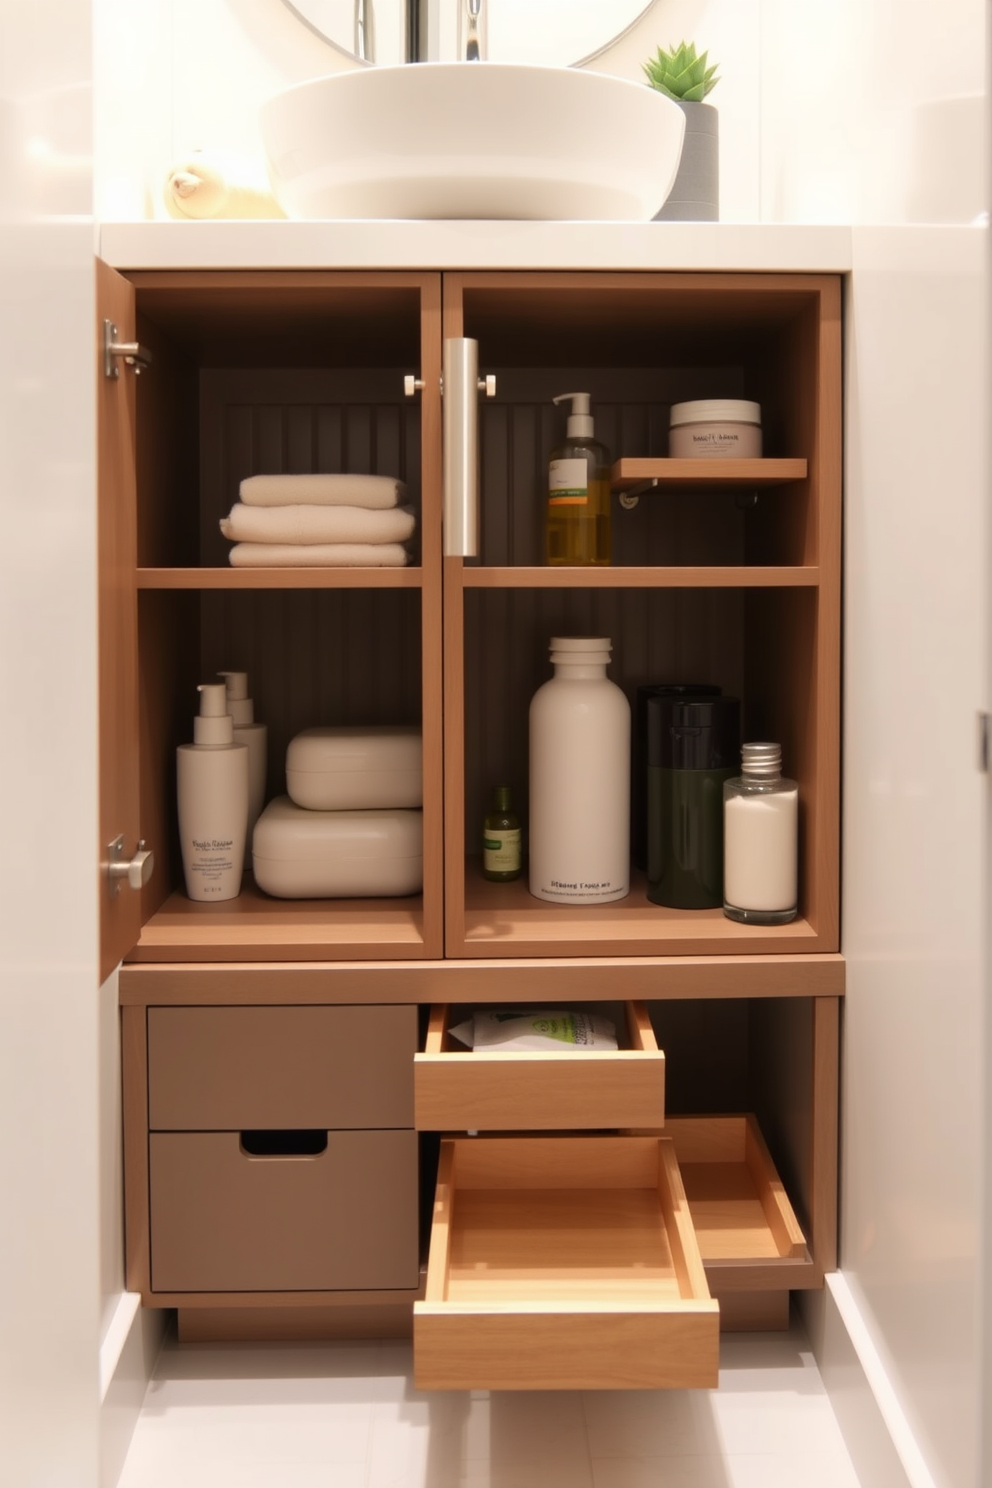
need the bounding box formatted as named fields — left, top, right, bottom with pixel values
left=741, top=741, right=782, bottom=777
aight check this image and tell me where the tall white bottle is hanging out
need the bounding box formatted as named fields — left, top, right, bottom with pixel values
left=218, top=670, right=267, bottom=865
left=529, top=637, right=630, bottom=905
left=177, top=683, right=249, bottom=902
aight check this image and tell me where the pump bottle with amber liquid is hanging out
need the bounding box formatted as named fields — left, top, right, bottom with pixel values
left=545, top=392, right=612, bottom=566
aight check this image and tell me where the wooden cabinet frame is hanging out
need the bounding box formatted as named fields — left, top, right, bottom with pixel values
left=101, top=264, right=844, bottom=1361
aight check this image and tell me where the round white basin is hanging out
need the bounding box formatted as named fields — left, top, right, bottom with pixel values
left=260, top=63, right=686, bottom=221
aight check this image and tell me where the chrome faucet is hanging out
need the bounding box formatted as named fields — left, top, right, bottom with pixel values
left=461, top=0, right=486, bottom=61
left=404, top=0, right=486, bottom=61
left=355, top=0, right=375, bottom=62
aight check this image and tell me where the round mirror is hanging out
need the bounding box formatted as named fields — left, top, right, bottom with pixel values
left=283, top=0, right=660, bottom=68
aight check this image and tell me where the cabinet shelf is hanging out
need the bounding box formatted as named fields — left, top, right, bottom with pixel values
left=611, top=458, right=808, bottom=491
left=127, top=879, right=427, bottom=963
left=460, top=862, right=819, bottom=959
left=136, top=567, right=423, bottom=590
left=460, top=566, right=820, bottom=589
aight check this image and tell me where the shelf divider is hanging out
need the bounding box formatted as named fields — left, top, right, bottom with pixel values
left=136, top=567, right=423, bottom=590
left=461, top=566, right=819, bottom=589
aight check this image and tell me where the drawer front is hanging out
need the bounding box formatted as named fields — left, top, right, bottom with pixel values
left=414, top=1002, right=664, bottom=1131
left=148, top=1004, right=416, bottom=1130
left=150, top=1129, right=419, bottom=1293
left=414, top=1134, right=718, bottom=1390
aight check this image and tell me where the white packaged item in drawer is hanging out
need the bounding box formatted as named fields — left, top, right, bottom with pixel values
left=286, top=725, right=422, bottom=810
left=448, top=1010, right=618, bottom=1052
left=252, top=796, right=423, bottom=898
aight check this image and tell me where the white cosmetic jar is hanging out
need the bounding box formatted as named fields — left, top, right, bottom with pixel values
left=286, top=725, right=422, bottom=810
left=252, top=796, right=423, bottom=898
left=669, top=399, right=762, bottom=458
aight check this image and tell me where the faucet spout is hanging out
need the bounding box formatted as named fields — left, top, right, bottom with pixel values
left=461, top=0, right=486, bottom=60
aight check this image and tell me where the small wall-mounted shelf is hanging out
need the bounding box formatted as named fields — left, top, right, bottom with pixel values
left=611, top=458, right=808, bottom=492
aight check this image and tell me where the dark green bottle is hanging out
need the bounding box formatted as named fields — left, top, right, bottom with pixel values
left=483, top=786, right=521, bottom=882
left=646, top=696, right=740, bottom=909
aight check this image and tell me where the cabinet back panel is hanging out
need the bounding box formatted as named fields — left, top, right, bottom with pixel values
left=462, top=587, right=746, bottom=854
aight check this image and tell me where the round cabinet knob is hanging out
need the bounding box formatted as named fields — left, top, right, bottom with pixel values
left=107, top=837, right=155, bottom=895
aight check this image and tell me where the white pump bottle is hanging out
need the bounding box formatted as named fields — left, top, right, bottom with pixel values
left=177, top=683, right=249, bottom=902
left=218, top=670, right=267, bottom=865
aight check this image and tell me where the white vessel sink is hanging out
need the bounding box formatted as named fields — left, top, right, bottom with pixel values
left=260, top=63, right=685, bottom=221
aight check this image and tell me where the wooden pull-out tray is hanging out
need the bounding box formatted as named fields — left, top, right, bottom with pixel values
left=414, top=1002, right=664, bottom=1131
left=414, top=1135, right=718, bottom=1390
left=664, top=1115, right=810, bottom=1287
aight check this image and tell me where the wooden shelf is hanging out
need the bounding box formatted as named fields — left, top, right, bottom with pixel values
left=126, top=879, right=427, bottom=963
left=459, top=862, right=820, bottom=960
left=461, top=566, right=819, bottom=589
left=136, top=567, right=422, bottom=590
left=611, top=458, right=808, bottom=491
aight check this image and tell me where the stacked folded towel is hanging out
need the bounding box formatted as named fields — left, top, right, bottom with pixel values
left=221, top=474, right=415, bottom=567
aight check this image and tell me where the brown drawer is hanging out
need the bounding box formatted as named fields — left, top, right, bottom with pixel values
left=150, top=1128, right=418, bottom=1293
left=664, top=1115, right=809, bottom=1278
left=148, top=1004, right=416, bottom=1130
left=414, top=1001, right=664, bottom=1131
left=414, top=1135, right=718, bottom=1390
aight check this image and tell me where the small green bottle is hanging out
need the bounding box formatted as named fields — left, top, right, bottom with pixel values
left=483, top=786, right=522, bottom=882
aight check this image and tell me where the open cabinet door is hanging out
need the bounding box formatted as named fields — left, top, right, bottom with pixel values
left=97, top=258, right=141, bottom=983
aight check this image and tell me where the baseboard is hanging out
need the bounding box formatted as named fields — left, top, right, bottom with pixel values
left=99, top=1295, right=168, bottom=1488
left=799, top=1275, right=936, bottom=1488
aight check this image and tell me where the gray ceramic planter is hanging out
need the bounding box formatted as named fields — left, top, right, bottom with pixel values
left=655, top=100, right=719, bottom=221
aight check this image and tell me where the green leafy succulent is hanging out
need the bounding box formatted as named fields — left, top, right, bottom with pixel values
left=643, top=40, right=720, bottom=103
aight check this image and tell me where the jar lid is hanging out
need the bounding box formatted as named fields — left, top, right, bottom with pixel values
left=670, top=399, right=762, bottom=427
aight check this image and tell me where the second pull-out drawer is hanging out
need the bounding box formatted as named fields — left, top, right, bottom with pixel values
left=148, top=1004, right=417, bottom=1130
left=150, top=1128, right=419, bottom=1293
left=414, top=1134, right=719, bottom=1390
left=414, top=1002, right=664, bottom=1130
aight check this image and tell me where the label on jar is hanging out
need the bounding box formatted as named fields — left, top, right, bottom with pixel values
left=548, top=458, right=588, bottom=505
left=484, top=829, right=521, bottom=873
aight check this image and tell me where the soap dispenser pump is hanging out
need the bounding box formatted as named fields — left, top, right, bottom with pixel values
left=176, top=682, right=249, bottom=902
left=218, top=669, right=267, bottom=866
left=546, top=391, right=612, bottom=567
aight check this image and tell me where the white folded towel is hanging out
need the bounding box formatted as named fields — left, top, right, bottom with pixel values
left=220, top=503, right=416, bottom=546
left=227, top=543, right=409, bottom=568
left=240, top=474, right=406, bottom=509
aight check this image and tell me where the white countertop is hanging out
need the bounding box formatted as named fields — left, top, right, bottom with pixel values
left=98, top=220, right=853, bottom=273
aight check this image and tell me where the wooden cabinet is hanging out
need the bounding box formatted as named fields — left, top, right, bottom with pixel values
left=102, top=261, right=843, bottom=1386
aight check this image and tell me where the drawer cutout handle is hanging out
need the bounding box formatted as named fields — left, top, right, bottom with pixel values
left=240, top=1130, right=328, bottom=1158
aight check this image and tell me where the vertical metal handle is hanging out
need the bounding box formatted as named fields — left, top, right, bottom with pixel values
left=443, top=338, right=481, bottom=558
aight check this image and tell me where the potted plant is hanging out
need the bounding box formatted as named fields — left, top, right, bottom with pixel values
left=643, top=40, right=720, bottom=221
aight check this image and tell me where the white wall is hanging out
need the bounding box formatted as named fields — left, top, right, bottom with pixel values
left=758, top=3, right=990, bottom=1488
left=0, top=3, right=102, bottom=1487
left=842, top=225, right=988, bottom=1488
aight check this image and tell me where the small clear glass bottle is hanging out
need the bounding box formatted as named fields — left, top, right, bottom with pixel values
left=483, top=785, right=521, bottom=882
left=723, top=742, right=798, bottom=925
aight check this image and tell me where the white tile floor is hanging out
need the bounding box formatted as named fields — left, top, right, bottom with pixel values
left=117, top=1319, right=864, bottom=1488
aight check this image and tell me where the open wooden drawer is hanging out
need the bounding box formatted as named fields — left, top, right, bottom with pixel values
left=664, top=1115, right=812, bottom=1302
left=414, top=1001, right=664, bottom=1131
left=414, top=1135, right=719, bottom=1390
